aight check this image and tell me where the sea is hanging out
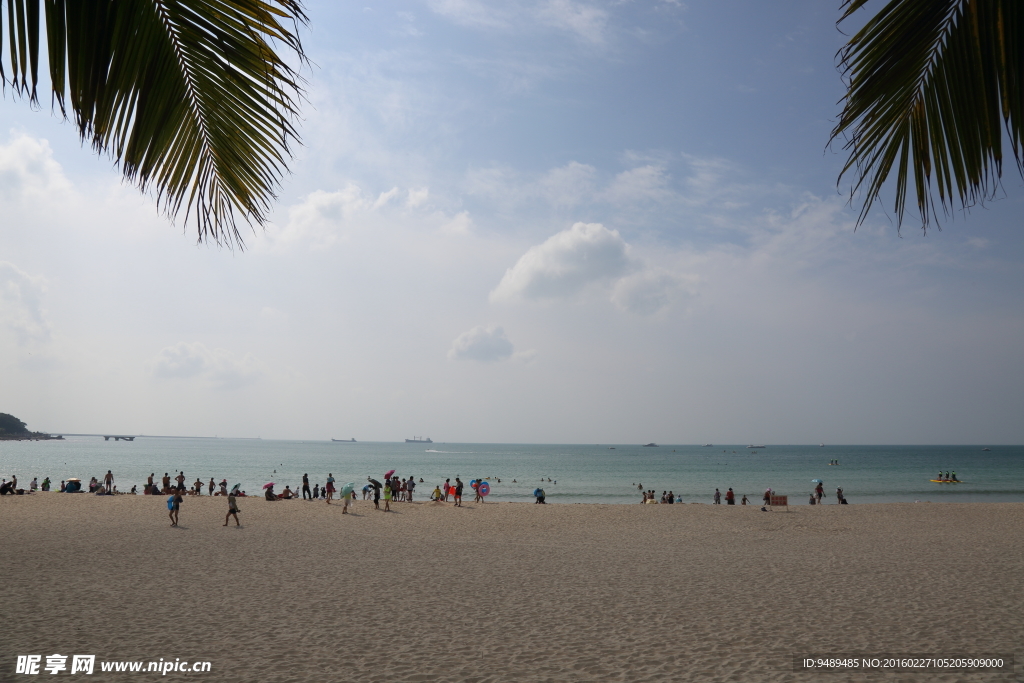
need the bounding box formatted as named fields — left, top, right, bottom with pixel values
left=2, top=438, right=1023, bottom=505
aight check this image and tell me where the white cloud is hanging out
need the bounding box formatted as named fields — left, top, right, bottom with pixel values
left=448, top=325, right=515, bottom=362
left=428, top=0, right=511, bottom=29
left=538, top=0, right=608, bottom=43
left=440, top=211, right=474, bottom=235
left=491, top=222, right=698, bottom=314
left=604, top=165, right=672, bottom=204
left=540, top=161, right=596, bottom=207
left=153, top=342, right=263, bottom=390
left=428, top=0, right=608, bottom=43
left=491, top=222, right=630, bottom=302
left=0, top=262, right=50, bottom=346
left=407, top=187, right=430, bottom=207
left=274, top=185, right=370, bottom=248
left=611, top=268, right=695, bottom=315
left=0, top=133, right=72, bottom=202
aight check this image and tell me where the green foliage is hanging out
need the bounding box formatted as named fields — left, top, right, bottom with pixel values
left=0, top=412, right=29, bottom=434
left=832, top=0, right=1024, bottom=232
left=1, top=0, right=308, bottom=248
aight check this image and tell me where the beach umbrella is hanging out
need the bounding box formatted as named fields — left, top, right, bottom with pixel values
left=384, top=469, right=396, bottom=479
left=811, top=479, right=823, bottom=484
left=342, top=482, right=355, bottom=496
left=231, top=483, right=241, bottom=492
left=367, top=477, right=381, bottom=487
left=263, top=482, right=275, bottom=489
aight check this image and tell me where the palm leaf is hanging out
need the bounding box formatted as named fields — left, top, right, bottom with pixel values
left=831, top=0, right=1023, bottom=232
left=2, top=0, right=307, bottom=247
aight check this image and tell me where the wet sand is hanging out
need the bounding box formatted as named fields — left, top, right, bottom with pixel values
left=2, top=495, right=1021, bottom=682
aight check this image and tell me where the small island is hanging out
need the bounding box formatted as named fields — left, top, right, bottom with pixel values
left=0, top=413, right=63, bottom=441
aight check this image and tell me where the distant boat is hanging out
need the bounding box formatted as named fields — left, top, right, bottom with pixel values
left=982, top=447, right=991, bottom=451
left=702, top=444, right=713, bottom=447
left=819, top=443, right=824, bottom=447
left=405, top=437, right=433, bottom=443
left=643, top=443, right=658, bottom=447
left=331, top=438, right=356, bottom=442
left=747, top=445, right=766, bottom=449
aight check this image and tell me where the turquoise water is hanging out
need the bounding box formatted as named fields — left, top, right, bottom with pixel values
left=1, top=439, right=1022, bottom=504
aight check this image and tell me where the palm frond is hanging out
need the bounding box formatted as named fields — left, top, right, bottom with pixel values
left=2, top=0, right=308, bottom=247
left=831, top=0, right=1024, bottom=232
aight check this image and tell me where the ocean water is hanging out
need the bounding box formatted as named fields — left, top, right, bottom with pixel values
left=1, top=439, right=1022, bottom=505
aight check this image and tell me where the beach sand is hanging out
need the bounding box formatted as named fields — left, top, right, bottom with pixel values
left=2, top=495, right=1021, bottom=682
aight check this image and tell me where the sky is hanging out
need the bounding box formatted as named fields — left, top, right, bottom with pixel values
left=2, top=0, right=1023, bottom=444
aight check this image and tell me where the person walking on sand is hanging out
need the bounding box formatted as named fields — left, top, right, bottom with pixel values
left=342, top=486, right=352, bottom=514
left=224, top=491, right=240, bottom=526
left=369, top=478, right=381, bottom=509
left=169, top=490, right=182, bottom=526
left=326, top=474, right=336, bottom=504
left=454, top=478, right=464, bottom=507
left=302, top=473, right=311, bottom=500
left=763, top=488, right=772, bottom=506
left=814, top=482, right=824, bottom=505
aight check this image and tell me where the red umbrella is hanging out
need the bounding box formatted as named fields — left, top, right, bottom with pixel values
left=263, top=482, right=275, bottom=489
left=384, top=469, right=395, bottom=479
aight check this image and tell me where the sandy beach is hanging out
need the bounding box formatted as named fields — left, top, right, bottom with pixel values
left=2, top=495, right=1021, bottom=682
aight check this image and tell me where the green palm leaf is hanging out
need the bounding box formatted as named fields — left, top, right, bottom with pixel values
left=832, top=0, right=1023, bottom=232
left=2, top=0, right=307, bottom=247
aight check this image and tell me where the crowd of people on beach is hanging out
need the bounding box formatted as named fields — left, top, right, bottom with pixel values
left=5, top=467, right=856, bottom=512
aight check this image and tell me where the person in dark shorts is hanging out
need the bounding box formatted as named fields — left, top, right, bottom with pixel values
left=302, top=473, right=311, bottom=500
left=224, top=492, right=240, bottom=526
left=370, top=478, right=381, bottom=509
left=169, top=491, right=182, bottom=526
left=453, top=478, right=464, bottom=507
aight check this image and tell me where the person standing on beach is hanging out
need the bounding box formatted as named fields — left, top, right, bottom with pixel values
left=407, top=478, right=415, bottom=502
left=814, top=482, right=824, bottom=504
left=175, top=471, right=186, bottom=492
left=208, top=478, right=215, bottom=496
left=443, top=478, right=451, bottom=502
left=169, top=490, right=182, bottom=526
left=725, top=488, right=735, bottom=505
left=326, top=474, right=336, bottom=504
left=302, top=473, right=311, bottom=500
left=383, top=484, right=392, bottom=511
left=713, top=489, right=721, bottom=504
left=454, top=478, right=464, bottom=507
left=104, top=470, right=114, bottom=492
left=224, top=492, right=240, bottom=526
left=342, top=486, right=352, bottom=514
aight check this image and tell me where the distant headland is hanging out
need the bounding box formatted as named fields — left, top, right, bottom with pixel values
left=0, top=412, right=63, bottom=441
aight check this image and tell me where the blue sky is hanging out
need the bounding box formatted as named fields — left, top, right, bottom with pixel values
left=1, top=0, right=1023, bottom=443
